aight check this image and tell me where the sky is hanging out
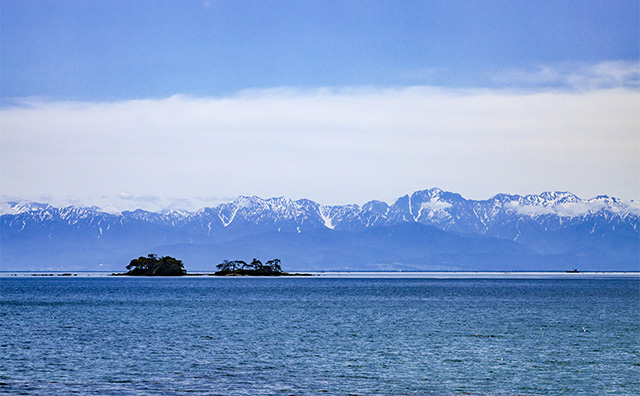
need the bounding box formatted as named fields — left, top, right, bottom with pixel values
left=1, top=0, right=639, bottom=211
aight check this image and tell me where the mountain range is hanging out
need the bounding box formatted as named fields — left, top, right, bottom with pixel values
left=1, top=188, right=638, bottom=271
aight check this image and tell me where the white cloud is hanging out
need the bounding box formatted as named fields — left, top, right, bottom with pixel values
left=0, top=193, right=218, bottom=214
left=505, top=200, right=640, bottom=218
left=1, top=82, right=638, bottom=208
left=492, top=60, right=640, bottom=89
left=116, top=192, right=135, bottom=200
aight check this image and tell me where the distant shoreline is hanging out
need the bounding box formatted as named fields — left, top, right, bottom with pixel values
left=110, top=272, right=313, bottom=277
left=2, top=271, right=639, bottom=279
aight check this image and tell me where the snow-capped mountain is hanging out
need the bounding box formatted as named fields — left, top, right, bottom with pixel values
left=2, top=188, right=638, bottom=271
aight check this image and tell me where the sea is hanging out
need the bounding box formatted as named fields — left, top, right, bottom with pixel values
left=1, top=272, right=638, bottom=395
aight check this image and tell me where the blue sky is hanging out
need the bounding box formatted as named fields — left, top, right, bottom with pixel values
left=3, top=0, right=638, bottom=100
left=1, top=0, right=639, bottom=210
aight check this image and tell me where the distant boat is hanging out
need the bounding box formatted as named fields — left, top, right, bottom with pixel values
left=566, top=269, right=580, bottom=273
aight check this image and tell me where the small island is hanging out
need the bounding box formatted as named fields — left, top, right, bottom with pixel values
left=112, top=255, right=310, bottom=276
left=214, top=258, right=288, bottom=276
left=113, top=254, right=187, bottom=276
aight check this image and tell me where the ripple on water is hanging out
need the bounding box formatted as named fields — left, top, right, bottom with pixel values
left=1, top=276, right=639, bottom=395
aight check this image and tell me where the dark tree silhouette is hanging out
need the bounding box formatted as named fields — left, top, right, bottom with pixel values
left=125, top=254, right=187, bottom=276
left=216, top=260, right=246, bottom=272
left=249, top=258, right=263, bottom=271
left=266, top=259, right=282, bottom=273
left=214, top=258, right=285, bottom=276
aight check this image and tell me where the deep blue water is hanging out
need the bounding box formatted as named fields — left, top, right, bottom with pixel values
left=1, top=276, right=639, bottom=395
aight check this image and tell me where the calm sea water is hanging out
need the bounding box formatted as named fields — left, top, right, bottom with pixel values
left=1, top=275, right=638, bottom=395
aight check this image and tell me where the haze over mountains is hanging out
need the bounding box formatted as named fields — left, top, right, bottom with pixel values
left=1, top=188, right=638, bottom=272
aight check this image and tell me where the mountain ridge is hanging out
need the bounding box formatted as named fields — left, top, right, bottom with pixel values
left=2, top=188, right=638, bottom=271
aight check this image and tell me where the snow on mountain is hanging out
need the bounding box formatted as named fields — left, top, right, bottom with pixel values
left=2, top=188, right=638, bottom=233
left=2, top=188, right=638, bottom=271
left=1, top=201, right=55, bottom=216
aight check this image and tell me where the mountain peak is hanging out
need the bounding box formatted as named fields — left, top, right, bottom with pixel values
left=2, top=188, right=637, bottom=224
left=538, top=191, right=580, bottom=204
left=2, top=188, right=638, bottom=271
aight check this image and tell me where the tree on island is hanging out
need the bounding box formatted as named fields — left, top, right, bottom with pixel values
left=124, top=254, right=187, bottom=276
left=215, top=258, right=284, bottom=276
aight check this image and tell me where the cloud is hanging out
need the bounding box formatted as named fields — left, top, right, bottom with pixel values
left=505, top=200, right=640, bottom=217
left=492, top=60, right=640, bottom=90
left=1, top=81, right=638, bottom=208
left=116, top=192, right=135, bottom=200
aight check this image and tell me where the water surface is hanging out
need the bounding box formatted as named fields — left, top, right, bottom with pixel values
left=2, top=276, right=638, bottom=395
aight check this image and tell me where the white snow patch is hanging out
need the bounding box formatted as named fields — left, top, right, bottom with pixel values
left=0, top=202, right=51, bottom=215
left=318, top=206, right=335, bottom=229
left=218, top=197, right=251, bottom=227
left=0, top=202, right=19, bottom=215
left=421, top=200, right=453, bottom=212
